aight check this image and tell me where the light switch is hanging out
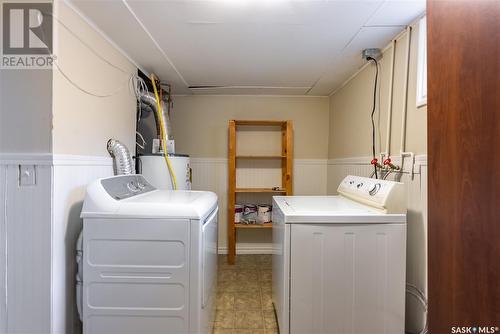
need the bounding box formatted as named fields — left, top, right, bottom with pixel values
left=19, top=165, right=36, bottom=186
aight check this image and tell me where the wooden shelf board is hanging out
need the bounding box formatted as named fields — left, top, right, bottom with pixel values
left=235, top=223, right=273, bottom=229
left=235, top=188, right=286, bottom=193
left=236, top=155, right=286, bottom=159
left=234, top=120, right=286, bottom=126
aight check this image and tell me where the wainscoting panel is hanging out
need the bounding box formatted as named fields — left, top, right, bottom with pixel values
left=0, top=164, right=6, bottom=333
left=0, top=154, right=113, bottom=334
left=190, top=158, right=328, bottom=252
left=2, top=163, right=52, bottom=334
left=327, top=155, right=428, bottom=334
left=51, top=156, right=113, bottom=334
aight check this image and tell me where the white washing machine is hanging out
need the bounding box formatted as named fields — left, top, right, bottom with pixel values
left=78, top=175, right=218, bottom=334
left=272, top=175, right=407, bottom=334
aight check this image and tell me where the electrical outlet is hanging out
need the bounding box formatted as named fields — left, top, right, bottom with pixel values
left=19, top=165, right=36, bottom=186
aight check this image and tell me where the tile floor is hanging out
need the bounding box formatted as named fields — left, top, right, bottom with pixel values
left=214, top=254, right=279, bottom=334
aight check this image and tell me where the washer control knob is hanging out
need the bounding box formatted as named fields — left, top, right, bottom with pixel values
left=356, top=182, right=363, bottom=189
left=369, top=183, right=381, bottom=196
left=127, top=181, right=139, bottom=192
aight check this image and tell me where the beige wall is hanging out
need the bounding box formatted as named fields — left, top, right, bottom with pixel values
left=171, top=95, right=330, bottom=159
left=171, top=95, right=330, bottom=250
left=329, top=21, right=427, bottom=160
left=52, top=1, right=136, bottom=156
left=0, top=0, right=53, bottom=154
left=327, top=20, right=428, bottom=333
left=0, top=69, right=53, bottom=153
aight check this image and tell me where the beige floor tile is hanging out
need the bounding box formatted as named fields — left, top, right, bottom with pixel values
left=235, top=310, right=264, bottom=329
left=217, top=293, right=235, bottom=310
left=218, top=280, right=240, bottom=293
left=260, top=281, right=272, bottom=291
left=235, top=292, right=262, bottom=310
left=263, top=314, right=277, bottom=329
left=234, top=281, right=261, bottom=293
left=236, top=255, right=258, bottom=263
left=256, top=254, right=272, bottom=264
left=212, top=328, right=233, bottom=334
left=259, top=270, right=272, bottom=282
left=233, top=330, right=265, bottom=334
left=261, top=285, right=272, bottom=293
left=235, top=269, right=260, bottom=281
left=219, top=269, right=237, bottom=282
left=261, top=292, right=273, bottom=311
left=265, top=329, right=279, bottom=334
left=214, top=310, right=235, bottom=329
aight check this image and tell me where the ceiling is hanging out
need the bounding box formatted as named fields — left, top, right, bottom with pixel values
left=68, top=0, right=425, bottom=96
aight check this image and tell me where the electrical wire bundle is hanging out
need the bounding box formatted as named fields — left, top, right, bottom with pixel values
left=368, top=56, right=379, bottom=179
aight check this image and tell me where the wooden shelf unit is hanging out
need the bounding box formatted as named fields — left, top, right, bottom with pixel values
left=227, top=120, right=293, bottom=264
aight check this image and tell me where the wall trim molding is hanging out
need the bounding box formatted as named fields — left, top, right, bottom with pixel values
left=52, top=155, right=112, bottom=166
left=0, top=154, right=113, bottom=166
left=191, top=157, right=328, bottom=165
left=218, top=243, right=273, bottom=255
left=0, top=153, right=54, bottom=165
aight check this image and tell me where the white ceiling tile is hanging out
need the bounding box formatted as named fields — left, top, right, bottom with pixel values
left=366, top=0, right=425, bottom=26
left=190, top=86, right=309, bottom=95
left=68, top=0, right=425, bottom=96
left=126, top=0, right=382, bottom=87
left=69, top=0, right=191, bottom=94
left=308, top=25, right=404, bottom=95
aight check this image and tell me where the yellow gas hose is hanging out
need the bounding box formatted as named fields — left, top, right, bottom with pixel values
left=150, top=74, right=178, bottom=190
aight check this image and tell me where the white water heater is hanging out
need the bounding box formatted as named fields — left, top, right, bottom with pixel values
left=140, top=154, right=192, bottom=190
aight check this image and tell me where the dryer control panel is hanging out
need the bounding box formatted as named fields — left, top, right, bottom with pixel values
left=337, top=175, right=406, bottom=214
left=101, top=175, right=155, bottom=200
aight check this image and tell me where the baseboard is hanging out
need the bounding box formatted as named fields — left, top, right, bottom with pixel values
left=218, top=243, right=273, bottom=255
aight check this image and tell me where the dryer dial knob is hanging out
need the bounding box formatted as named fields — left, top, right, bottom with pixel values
left=127, top=181, right=139, bottom=192
left=369, top=183, right=381, bottom=196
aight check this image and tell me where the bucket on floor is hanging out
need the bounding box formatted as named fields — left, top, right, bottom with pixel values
left=235, top=204, right=243, bottom=223
left=257, top=205, right=272, bottom=224
left=242, top=204, right=257, bottom=224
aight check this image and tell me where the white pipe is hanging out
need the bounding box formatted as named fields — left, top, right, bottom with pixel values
left=384, top=39, right=397, bottom=158
left=400, top=26, right=412, bottom=154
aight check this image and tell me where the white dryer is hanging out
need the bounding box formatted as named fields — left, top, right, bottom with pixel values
left=272, top=175, right=407, bottom=334
left=78, top=175, right=218, bottom=334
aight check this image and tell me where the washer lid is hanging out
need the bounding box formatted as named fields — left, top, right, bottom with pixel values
left=273, top=196, right=406, bottom=224
left=81, top=175, right=217, bottom=219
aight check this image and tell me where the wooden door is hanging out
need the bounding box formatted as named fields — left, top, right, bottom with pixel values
left=427, top=0, right=500, bottom=331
